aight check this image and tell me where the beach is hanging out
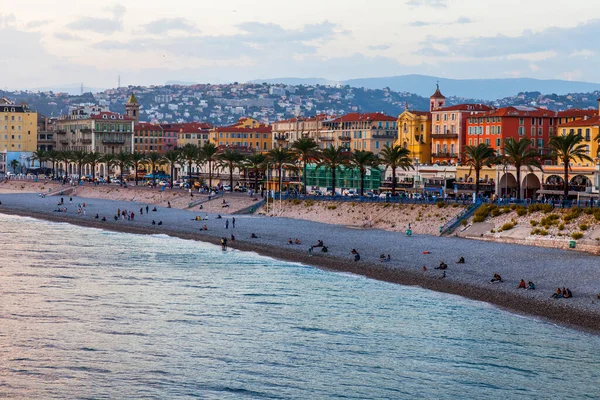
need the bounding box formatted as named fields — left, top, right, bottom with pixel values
left=1, top=190, right=600, bottom=334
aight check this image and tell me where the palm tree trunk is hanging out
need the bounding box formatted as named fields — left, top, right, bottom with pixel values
left=331, top=168, right=336, bottom=196
left=135, top=164, right=138, bottom=186
left=209, top=161, right=213, bottom=189
left=303, top=161, right=308, bottom=194
left=120, top=164, right=124, bottom=183
left=475, top=167, right=481, bottom=197
left=564, top=161, right=569, bottom=200
left=254, top=168, right=259, bottom=192
left=170, top=164, right=174, bottom=188
left=188, top=161, right=192, bottom=185
left=229, top=164, right=234, bottom=191
left=360, top=168, right=365, bottom=196
left=515, top=164, right=521, bottom=200
left=391, top=167, right=397, bottom=195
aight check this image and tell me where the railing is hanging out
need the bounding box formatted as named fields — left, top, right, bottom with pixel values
left=455, top=183, right=495, bottom=191
left=319, top=136, right=335, bottom=141
left=274, top=135, right=287, bottom=141
left=542, top=184, right=588, bottom=192
left=372, top=133, right=396, bottom=139
left=338, top=136, right=351, bottom=141
left=432, top=152, right=458, bottom=158
left=431, top=133, right=459, bottom=139
left=102, top=139, right=126, bottom=144
left=440, top=201, right=482, bottom=235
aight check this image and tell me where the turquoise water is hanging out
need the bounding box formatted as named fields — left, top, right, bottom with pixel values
left=0, top=214, right=599, bottom=399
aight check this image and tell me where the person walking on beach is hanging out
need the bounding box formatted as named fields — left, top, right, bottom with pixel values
left=232, top=217, right=236, bottom=229
left=225, top=219, right=229, bottom=229
left=221, top=237, right=228, bottom=251
left=146, top=205, right=149, bottom=214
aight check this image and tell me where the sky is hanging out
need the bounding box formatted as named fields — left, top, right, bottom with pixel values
left=2, top=0, right=600, bottom=90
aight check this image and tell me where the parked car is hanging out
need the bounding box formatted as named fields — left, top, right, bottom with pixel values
left=234, top=185, right=247, bottom=192
left=223, top=185, right=232, bottom=191
left=379, top=192, right=391, bottom=199
left=343, top=189, right=359, bottom=197
left=308, top=190, right=323, bottom=196
left=364, top=191, right=375, bottom=198
left=111, top=178, right=121, bottom=184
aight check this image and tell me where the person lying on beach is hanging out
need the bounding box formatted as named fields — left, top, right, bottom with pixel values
left=152, top=207, right=158, bottom=212
left=311, top=240, right=324, bottom=250
left=350, top=249, right=360, bottom=261
left=294, top=238, right=302, bottom=245
left=435, top=262, right=448, bottom=270
left=158, top=221, right=162, bottom=226
left=217, top=215, right=222, bottom=219
left=490, top=273, right=503, bottom=283
left=101, top=216, right=106, bottom=221
left=551, top=288, right=563, bottom=298
left=517, top=279, right=526, bottom=289
left=456, top=257, right=465, bottom=264
left=251, top=233, right=258, bottom=238
left=527, top=281, right=535, bottom=290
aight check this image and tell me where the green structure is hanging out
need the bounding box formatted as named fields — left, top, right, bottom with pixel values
left=304, top=164, right=382, bottom=191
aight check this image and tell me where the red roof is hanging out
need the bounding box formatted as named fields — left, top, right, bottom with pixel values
left=275, top=114, right=330, bottom=124
left=556, top=109, right=597, bottom=118
left=179, top=122, right=212, bottom=132
left=135, top=122, right=163, bottom=131
left=435, top=104, right=492, bottom=112
left=430, top=84, right=445, bottom=99
left=214, top=123, right=272, bottom=133
left=330, top=112, right=397, bottom=123
left=558, top=116, right=600, bottom=128
left=91, top=112, right=134, bottom=121
left=481, top=106, right=554, bottom=118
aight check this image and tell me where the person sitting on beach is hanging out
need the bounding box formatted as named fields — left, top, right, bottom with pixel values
left=490, top=273, right=503, bottom=283
left=217, top=214, right=222, bottom=219
left=288, top=238, right=293, bottom=245
left=380, top=253, right=386, bottom=262
left=231, top=234, right=235, bottom=242
left=157, top=221, right=162, bottom=226
left=152, top=207, right=157, bottom=212
left=167, top=201, right=171, bottom=208
left=321, top=246, right=328, bottom=253
left=311, top=240, right=324, bottom=250
left=439, top=271, right=446, bottom=279
left=551, top=287, right=563, bottom=298
left=114, top=215, right=118, bottom=221
left=422, top=265, right=427, bottom=272
left=294, top=238, right=302, bottom=245
left=152, top=220, right=156, bottom=225
left=517, top=279, right=526, bottom=289
left=435, top=262, right=448, bottom=270
left=527, top=281, right=535, bottom=290
left=94, top=214, right=99, bottom=219
left=456, top=256, right=465, bottom=264
left=199, top=204, right=203, bottom=210
left=251, top=233, right=258, bottom=238
left=101, top=216, right=106, bottom=222
left=386, top=255, right=391, bottom=262
left=562, top=287, right=573, bottom=299
left=350, top=249, right=360, bottom=261
left=201, top=225, right=208, bottom=231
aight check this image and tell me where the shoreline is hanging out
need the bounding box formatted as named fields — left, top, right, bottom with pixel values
left=1, top=197, right=600, bottom=335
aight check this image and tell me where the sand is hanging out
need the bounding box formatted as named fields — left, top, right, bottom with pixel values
left=1, top=190, right=600, bottom=335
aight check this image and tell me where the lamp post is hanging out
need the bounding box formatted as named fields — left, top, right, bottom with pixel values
left=266, top=162, right=269, bottom=215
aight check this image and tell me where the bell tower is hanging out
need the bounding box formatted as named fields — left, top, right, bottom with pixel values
left=126, top=93, right=140, bottom=124
left=430, top=83, right=446, bottom=112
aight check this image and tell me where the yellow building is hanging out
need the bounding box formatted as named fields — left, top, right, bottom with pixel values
left=0, top=98, right=38, bottom=153
left=557, top=116, right=600, bottom=167
left=211, top=118, right=272, bottom=153
left=396, top=108, right=432, bottom=164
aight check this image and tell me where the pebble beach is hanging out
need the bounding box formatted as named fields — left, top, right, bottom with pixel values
left=1, top=190, right=600, bottom=334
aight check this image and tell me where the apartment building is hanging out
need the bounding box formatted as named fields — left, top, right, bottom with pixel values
left=211, top=118, right=272, bottom=152
left=319, top=112, right=397, bottom=154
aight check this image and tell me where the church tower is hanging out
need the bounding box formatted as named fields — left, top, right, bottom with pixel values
left=430, top=83, right=446, bottom=112
left=126, top=93, right=140, bottom=124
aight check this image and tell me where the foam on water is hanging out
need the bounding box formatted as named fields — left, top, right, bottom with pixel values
left=1, top=213, right=600, bottom=399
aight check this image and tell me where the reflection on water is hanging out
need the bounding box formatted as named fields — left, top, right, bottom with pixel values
left=0, top=214, right=599, bottom=399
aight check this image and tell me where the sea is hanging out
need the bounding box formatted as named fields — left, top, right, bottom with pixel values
left=0, top=214, right=599, bottom=399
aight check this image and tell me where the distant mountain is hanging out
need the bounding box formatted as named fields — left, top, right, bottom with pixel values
left=165, top=80, right=199, bottom=86
left=29, top=84, right=106, bottom=96
left=342, top=75, right=600, bottom=101
left=248, top=77, right=339, bottom=86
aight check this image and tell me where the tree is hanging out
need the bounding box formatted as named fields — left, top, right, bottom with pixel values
left=113, top=151, right=132, bottom=183
left=10, top=159, right=19, bottom=174
left=102, top=153, right=116, bottom=179
left=145, top=152, right=164, bottom=185
left=245, top=152, right=267, bottom=192
left=502, top=138, right=542, bottom=200
left=548, top=132, right=593, bottom=199
left=58, top=150, right=73, bottom=177
left=464, top=143, right=497, bottom=197
left=70, top=150, right=88, bottom=179
left=201, top=142, right=219, bottom=189
left=162, top=150, right=181, bottom=188
left=317, top=146, right=350, bottom=196
left=180, top=144, right=200, bottom=185
left=378, top=145, right=413, bottom=195
left=31, top=150, right=47, bottom=174
left=46, top=149, right=60, bottom=177
left=350, top=150, right=379, bottom=196
left=130, top=152, right=148, bottom=186
left=218, top=148, right=245, bottom=191
left=85, top=152, right=104, bottom=182
left=291, top=138, right=319, bottom=194
left=267, top=147, right=294, bottom=194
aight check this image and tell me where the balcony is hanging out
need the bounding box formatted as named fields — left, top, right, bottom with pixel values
left=338, top=136, right=351, bottom=141
left=81, top=138, right=92, bottom=144
left=59, top=139, right=69, bottom=145
left=455, top=182, right=495, bottom=191
left=274, top=135, right=287, bottom=141
left=56, top=129, right=66, bottom=134
left=372, top=133, right=396, bottom=139
left=102, top=138, right=126, bottom=145
left=319, top=136, right=335, bottom=142
left=81, top=128, right=92, bottom=134
left=432, top=152, right=458, bottom=158
left=431, top=133, right=459, bottom=139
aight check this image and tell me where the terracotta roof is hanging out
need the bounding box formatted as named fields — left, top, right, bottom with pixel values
left=555, top=109, right=597, bottom=118
left=329, top=112, right=397, bottom=123
left=558, top=116, right=600, bottom=128
left=214, top=123, right=272, bottom=133
left=430, top=84, right=445, bottom=99
left=135, top=122, right=163, bottom=131
left=90, top=112, right=134, bottom=121
left=179, top=122, right=212, bottom=132
left=481, top=106, right=554, bottom=118
left=275, top=114, right=330, bottom=124
left=434, top=104, right=493, bottom=112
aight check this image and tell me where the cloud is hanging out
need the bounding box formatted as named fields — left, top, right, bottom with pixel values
left=26, top=20, right=51, bottom=29
left=368, top=44, right=391, bottom=50
left=66, top=4, right=126, bottom=34
left=144, top=18, right=198, bottom=34
left=54, top=32, right=85, bottom=41
left=569, top=49, right=595, bottom=59
left=406, top=0, right=448, bottom=8
left=408, top=16, right=473, bottom=27
left=0, top=14, right=16, bottom=28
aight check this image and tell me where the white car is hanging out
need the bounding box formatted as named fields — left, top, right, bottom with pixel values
left=379, top=192, right=391, bottom=199
left=223, top=185, right=232, bottom=191
left=158, top=180, right=169, bottom=187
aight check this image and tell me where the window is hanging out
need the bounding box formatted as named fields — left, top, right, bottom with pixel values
left=531, top=127, right=536, bottom=136
left=451, top=114, right=456, bottom=121
left=469, top=139, right=472, bottom=145
left=537, top=139, right=544, bottom=148
left=375, top=141, right=380, bottom=149
left=518, top=126, right=525, bottom=136
left=585, top=128, right=591, bottom=141
left=485, top=139, right=490, bottom=145
left=538, top=118, right=543, bottom=125
left=538, top=127, right=543, bottom=136
left=531, top=118, right=536, bottom=125
left=496, top=138, right=501, bottom=146
left=519, top=118, right=524, bottom=125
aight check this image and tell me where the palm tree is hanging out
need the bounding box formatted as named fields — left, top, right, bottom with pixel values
left=502, top=138, right=542, bottom=200
left=102, top=153, right=116, bottom=180
left=317, top=146, right=350, bottom=196
left=180, top=144, right=200, bottom=185
left=163, top=150, right=181, bottom=188
left=378, top=145, right=413, bottom=195
left=464, top=143, right=497, bottom=197
left=350, top=150, right=379, bottom=196
left=201, top=142, right=219, bottom=189
left=10, top=159, right=19, bottom=174
left=146, top=152, right=164, bottom=185
left=113, top=151, right=132, bottom=183
left=58, top=150, right=72, bottom=177
left=245, top=152, right=267, bottom=192
left=85, top=151, right=104, bottom=182
left=70, top=150, right=88, bottom=179
left=130, top=152, right=148, bottom=186
left=291, top=137, right=319, bottom=194
left=46, top=149, right=60, bottom=178
left=218, top=149, right=245, bottom=191
left=267, top=147, right=294, bottom=194
left=548, top=132, right=593, bottom=199
left=31, top=149, right=47, bottom=174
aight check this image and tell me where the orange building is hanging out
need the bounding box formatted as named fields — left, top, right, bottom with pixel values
left=211, top=118, right=272, bottom=153
left=134, top=123, right=164, bottom=154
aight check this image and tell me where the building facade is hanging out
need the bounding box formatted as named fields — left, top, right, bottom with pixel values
left=134, top=123, right=164, bottom=153
left=271, top=115, right=327, bottom=148
left=177, top=122, right=212, bottom=149
left=396, top=107, right=432, bottom=164
left=211, top=118, right=272, bottom=152
left=319, top=112, right=397, bottom=154
left=1, top=99, right=38, bottom=153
